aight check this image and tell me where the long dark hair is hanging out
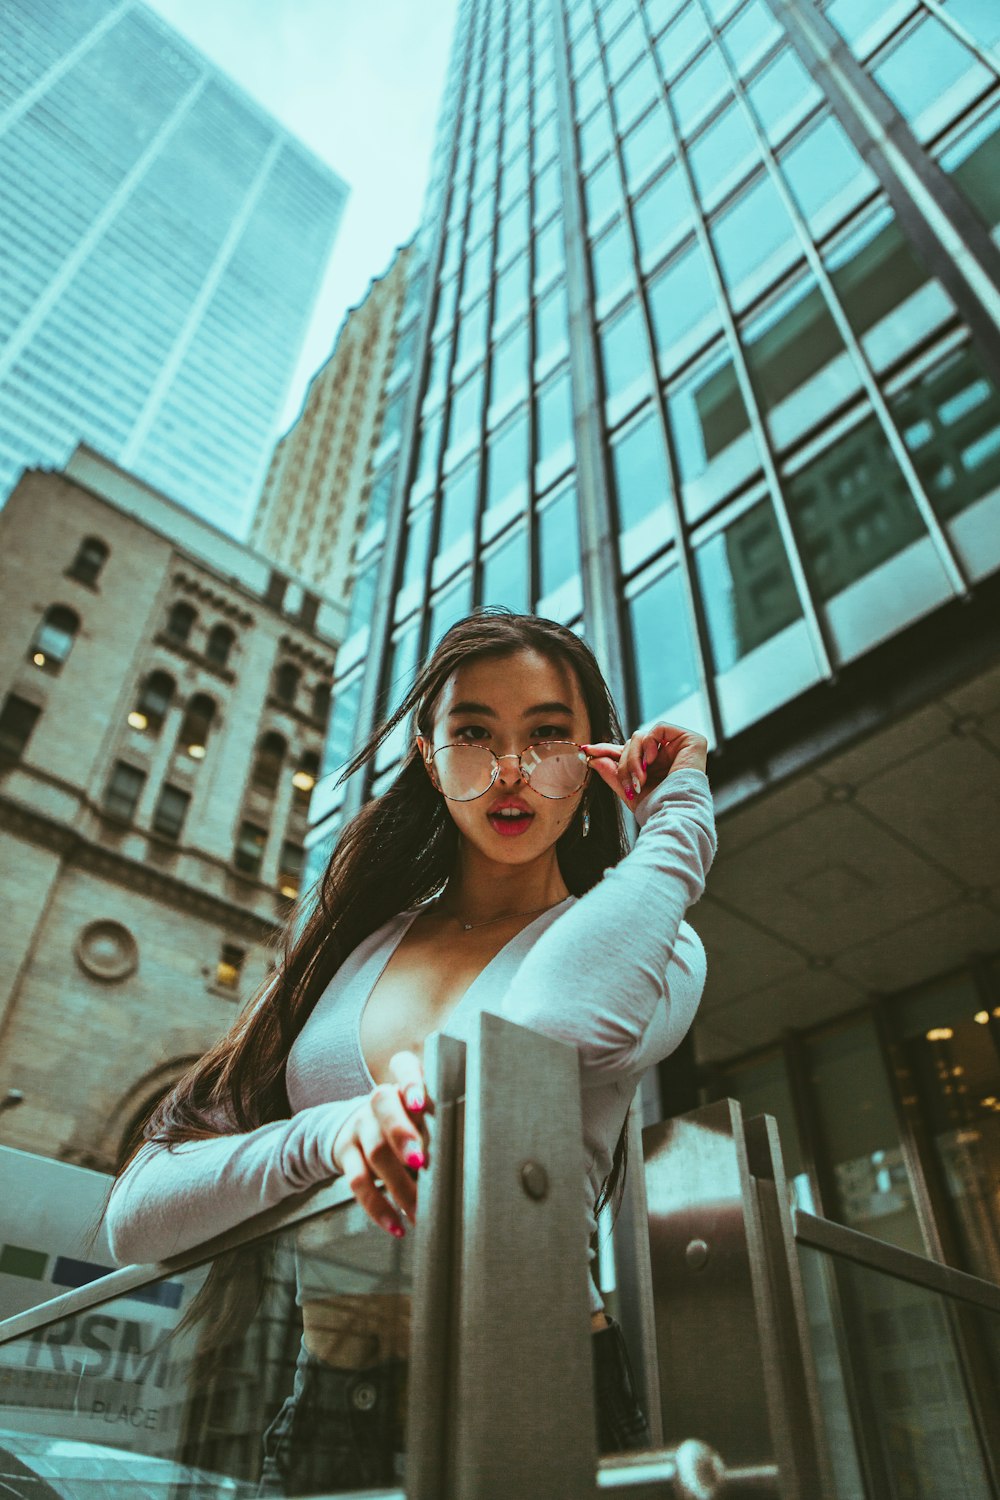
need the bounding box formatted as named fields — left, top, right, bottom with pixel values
left=125, top=608, right=632, bottom=1224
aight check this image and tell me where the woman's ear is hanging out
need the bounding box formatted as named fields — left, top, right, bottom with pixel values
left=415, top=734, right=438, bottom=788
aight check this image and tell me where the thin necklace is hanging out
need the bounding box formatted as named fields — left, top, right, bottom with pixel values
left=435, top=895, right=566, bottom=931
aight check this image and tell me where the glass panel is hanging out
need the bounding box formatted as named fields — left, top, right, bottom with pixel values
left=633, top=163, right=694, bottom=272
left=891, top=341, right=1000, bottom=527
left=747, top=46, right=825, bottom=145
left=401, top=507, right=433, bottom=590
left=667, top=342, right=755, bottom=523
left=621, top=107, right=671, bottom=193
left=723, top=1051, right=810, bottom=1208
left=486, top=408, right=530, bottom=512
left=689, top=101, right=759, bottom=204
left=481, top=525, right=530, bottom=611
left=592, top=218, right=635, bottom=312
left=939, top=0, right=1000, bottom=48
left=824, top=208, right=947, bottom=375
left=614, top=54, right=660, bottom=134
left=462, top=237, right=492, bottom=305
left=497, top=193, right=530, bottom=267
left=495, top=250, right=530, bottom=329
left=721, top=0, right=783, bottom=74
left=611, top=410, right=673, bottom=533
left=447, top=367, right=485, bottom=456
left=429, top=572, right=474, bottom=649
left=655, top=3, right=711, bottom=80
left=0, top=1204, right=415, bottom=1495
left=535, top=280, right=570, bottom=371
left=534, top=159, right=563, bottom=226
left=576, top=63, right=606, bottom=119
left=696, top=498, right=802, bottom=670
left=578, top=104, right=616, bottom=171
left=798, top=1246, right=997, bottom=1500
left=439, top=458, right=479, bottom=554
left=647, top=243, right=719, bottom=368
left=538, top=482, right=582, bottom=596
left=585, top=156, right=624, bottom=234
left=600, top=300, right=652, bottom=409
left=711, top=172, right=801, bottom=310
left=534, top=216, right=566, bottom=290
left=536, top=367, right=575, bottom=481
left=490, top=324, right=530, bottom=414
left=628, top=566, right=700, bottom=716
left=376, top=622, right=421, bottom=769
left=456, top=297, right=489, bottom=372
left=606, top=15, right=644, bottom=79
left=672, top=49, right=730, bottom=138
left=784, top=414, right=926, bottom=604
left=806, top=1018, right=923, bottom=1250
left=873, top=15, right=994, bottom=144
left=943, top=104, right=1000, bottom=234
left=781, top=114, right=879, bottom=239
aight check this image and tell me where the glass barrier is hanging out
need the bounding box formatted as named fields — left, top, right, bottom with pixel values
left=0, top=1198, right=414, bottom=1499
left=798, top=1243, right=997, bottom=1500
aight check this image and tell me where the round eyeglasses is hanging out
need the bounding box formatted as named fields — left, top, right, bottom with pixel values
left=428, top=740, right=590, bottom=802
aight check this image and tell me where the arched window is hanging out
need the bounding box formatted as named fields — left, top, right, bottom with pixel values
left=292, top=749, right=319, bottom=805
left=312, top=680, right=331, bottom=722
left=177, top=693, right=215, bottom=759
left=166, top=601, right=197, bottom=643
left=128, top=670, right=175, bottom=735
left=275, top=661, right=300, bottom=704
left=250, top=731, right=287, bottom=793
left=29, top=605, right=80, bottom=673
left=67, top=536, right=109, bottom=587
left=206, top=623, right=235, bottom=668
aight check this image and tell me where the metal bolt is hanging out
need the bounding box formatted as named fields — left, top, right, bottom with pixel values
left=685, top=1238, right=710, bottom=1270
left=520, top=1160, right=548, bottom=1200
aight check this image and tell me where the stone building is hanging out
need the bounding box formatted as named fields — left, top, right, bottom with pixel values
left=250, top=244, right=414, bottom=601
left=0, top=446, right=343, bottom=1170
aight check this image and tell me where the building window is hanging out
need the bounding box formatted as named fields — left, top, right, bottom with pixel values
left=292, top=750, right=319, bottom=804
left=265, top=570, right=288, bottom=609
left=177, top=693, right=215, bottom=760
left=104, top=762, right=146, bottom=823
left=278, top=841, right=304, bottom=900
left=234, top=820, right=267, bottom=877
left=166, top=601, right=197, bottom=644
left=29, top=605, right=79, bottom=674
left=128, top=671, right=175, bottom=735
left=299, top=591, right=321, bottom=631
left=275, top=661, right=300, bottom=705
left=312, top=681, right=331, bottom=724
left=0, top=694, right=41, bottom=761
left=152, top=784, right=190, bottom=841
left=215, top=943, right=245, bottom=993
left=250, top=731, right=287, bottom=793
left=206, top=624, right=235, bottom=668
left=66, top=536, right=109, bottom=587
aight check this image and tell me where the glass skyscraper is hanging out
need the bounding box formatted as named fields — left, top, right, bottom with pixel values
left=0, top=0, right=348, bottom=535
left=309, top=0, right=1000, bottom=1327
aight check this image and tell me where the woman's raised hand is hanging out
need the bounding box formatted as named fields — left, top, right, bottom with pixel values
left=330, top=1050, right=434, bottom=1239
left=581, top=720, right=708, bottom=812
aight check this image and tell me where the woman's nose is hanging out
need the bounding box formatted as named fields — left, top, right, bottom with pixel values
left=495, top=753, right=525, bottom=786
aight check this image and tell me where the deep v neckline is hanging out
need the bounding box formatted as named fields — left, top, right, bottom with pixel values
left=354, top=897, right=576, bottom=1089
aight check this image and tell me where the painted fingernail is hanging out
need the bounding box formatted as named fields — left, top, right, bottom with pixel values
left=624, top=784, right=633, bottom=801
left=383, top=1217, right=405, bottom=1238
left=406, top=1089, right=425, bottom=1112
left=632, top=774, right=641, bottom=795
left=405, top=1147, right=426, bottom=1170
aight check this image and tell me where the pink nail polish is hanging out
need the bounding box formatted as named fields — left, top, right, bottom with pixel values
left=405, top=1148, right=426, bottom=1170
left=624, top=785, right=633, bottom=801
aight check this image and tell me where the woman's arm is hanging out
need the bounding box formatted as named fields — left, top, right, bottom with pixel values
left=496, top=766, right=716, bottom=1081
left=104, top=1096, right=370, bottom=1265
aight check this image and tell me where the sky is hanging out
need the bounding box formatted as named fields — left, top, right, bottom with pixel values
left=145, top=0, right=459, bottom=431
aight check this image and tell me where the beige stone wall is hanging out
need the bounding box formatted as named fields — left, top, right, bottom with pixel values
left=0, top=456, right=338, bottom=1168
left=251, top=243, right=412, bottom=602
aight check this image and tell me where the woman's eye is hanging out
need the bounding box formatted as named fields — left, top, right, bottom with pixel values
left=455, top=725, right=487, bottom=740
left=535, top=726, right=570, bottom=740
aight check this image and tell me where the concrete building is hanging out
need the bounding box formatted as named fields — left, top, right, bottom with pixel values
left=0, top=447, right=342, bottom=1170
left=250, top=244, right=415, bottom=603
left=0, top=0, right=348, bottom=535
left=304, top=0, right=1000, bottom=1465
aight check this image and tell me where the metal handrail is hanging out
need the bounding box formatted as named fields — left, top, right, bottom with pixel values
left=793, top=1209, right=1000, bottom=1315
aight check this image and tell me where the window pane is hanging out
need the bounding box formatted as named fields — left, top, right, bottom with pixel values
left=689, top=101, right=758, bottom=202
left=621, top=108, right=670, bottom=193
left=628, top=568, right=700, bottom=715
left=0, top=695, right=41, bottom=760
left=781, top=114, right=879, bottom=238
left=695, top=499, right=802, bottom=671
left=536, top=368, right=574, bottom=473
left=721, top=0, right=783, bottom=73
left=323, top=675, right=363, bottom=774
left=784, top=414, right=926, bottom=602
left=647, top=244, right=719, bottom=365
left=439, top=459, right=480, bottom=553
left=345, top=558, right=378, bottom=638
left=891, top=342, right=1000, bottom=527
left=497, top=193, right=530, bottom=266
left=235, top=820, right=267, bottom=875
left=600, top=300, right=651, bottom=406
left=487, top=409, right=529, bottom=511
left=104, top=762, right=146, bottom=821
left=672, top=49, right=729, bottom=137
left=490, top=324, right=529, bottom=413
left=495, top=251, right=530, bottom=327
left=606, top=16, right=644, bottom=80
left=668, top=345, right=754, bottom=521
left=611, top=411, right=673, bottom=532
left=655, top=4, right=710, bottom=79
left=152, top=785, right=190, bottom=841
left=747, top=46, right=824, bottom=145
left=744, top=275, right=860, bottom=452
left=535, top=280, right=570, bottom=369
left=711, top=174, right=800, bottom=309
left=448, top=367, right=485, bottom=454
left=578, top=105, right=615, bottom=170
left=429, top=573, right=474, bottom=649
left=591, top=218, right=634, bottom=310
left=534, top=160, right=563, bottom=225
left=873, top=16, right=993, bottom=143
left=824, top=209, right=946, bottom=374
left=456, top=298, right=489, bottom=369
left=585, top=156, right=623, bottom=235
left=481, top=526, right=529, bottom=611
left=614, top=54, right=660, bottom=133
left=462, top=237, right=492, bottom=302
left=633, top=164, right=694, bottom=272
left=401, top=507, right=433, bottom=590
left=539, top=483, right=582, bottom=596
left=576, top=64, right=606, bottom=118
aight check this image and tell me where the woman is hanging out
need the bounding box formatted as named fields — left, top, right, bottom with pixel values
left=105, top=608, right=716, bottom=1494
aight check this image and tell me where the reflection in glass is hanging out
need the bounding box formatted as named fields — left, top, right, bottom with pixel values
left=943, top=104, right=1000, bottom=234
left=633, top=164, right=694, bottom=272
left=600, top=301, right=651, bottom=416
left=891, top=342, right=1000, bottom=525
left=611, top=409, right=672, bottom=533
left=824, top=207, right=948, bottom=373
left=647, top=243, right=719, bottom=366
left=628, top=566, right=700, bottom=718
left=784, top=414, right=926, bottom=603
left=487, top=408, right=529, bottom=512
left=667, top=343, right=754, bottom=520
left=747, top=46, right=824, bottom=145
left=538, top=482, right=581, bottom=597
left=439, top=459, right=479, bottom=555
left=481, top=525, right=529, bottom=612
left=711, top=172, right=800, bottom=309
left=695, top=498, right=802, bottom=672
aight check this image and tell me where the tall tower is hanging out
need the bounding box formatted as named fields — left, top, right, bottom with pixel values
left=306, top=0, right=1000, bottom=1395
left=0, top=0, right=348, bottom=535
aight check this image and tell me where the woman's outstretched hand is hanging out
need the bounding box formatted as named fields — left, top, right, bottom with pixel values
left=581, top=721, right=709, bottom=814
left=330, top=1050, right=434, bottom=1239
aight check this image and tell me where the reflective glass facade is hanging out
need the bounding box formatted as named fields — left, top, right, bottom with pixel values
left=0, top=0, right=347, bottom=534
left=311, top=0, right=1000, bottom=848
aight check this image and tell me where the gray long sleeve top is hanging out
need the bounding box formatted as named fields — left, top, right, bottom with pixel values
left=105, top=767, right=717, bottom=1313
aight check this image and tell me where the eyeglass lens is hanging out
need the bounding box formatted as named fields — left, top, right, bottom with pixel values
left=433, top=742, right=587, bottom=801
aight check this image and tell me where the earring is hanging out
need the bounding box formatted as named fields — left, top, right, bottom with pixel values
left=582, top=803, right=591, bottom=839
